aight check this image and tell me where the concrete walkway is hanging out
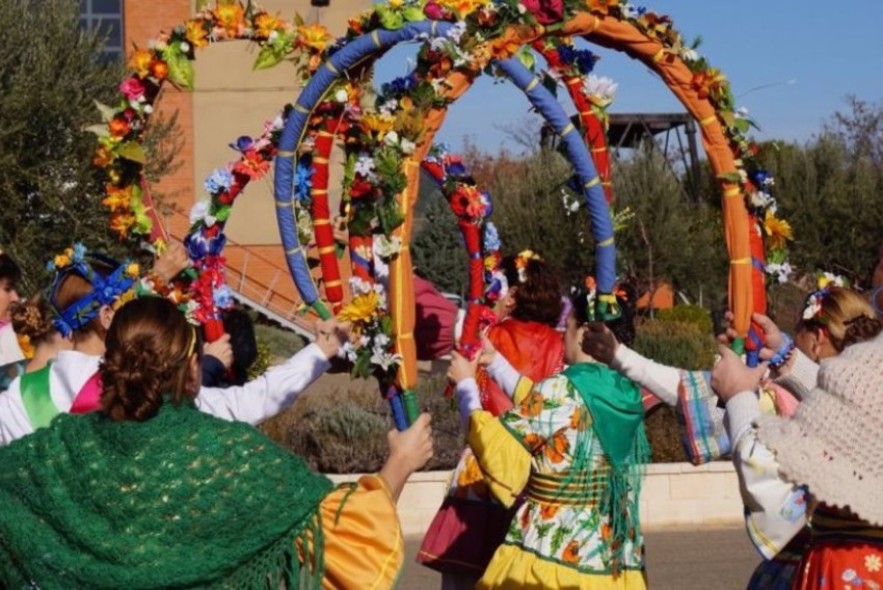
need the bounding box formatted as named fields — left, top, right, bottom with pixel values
left=401, top=526, right=760, bottom=589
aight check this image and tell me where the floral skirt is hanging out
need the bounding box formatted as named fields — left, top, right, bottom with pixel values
left=793, top=540, right=883, bottom=590
left=417, top=448, right=519, bottom=575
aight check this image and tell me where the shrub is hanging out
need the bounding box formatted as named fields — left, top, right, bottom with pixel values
left=289, top=404, right=391, bottom=473
left=644, top=406, right=688, bottom=463
left=655, top=305, right=714, bottom=335
left=633, top=319, right=716, bottom=371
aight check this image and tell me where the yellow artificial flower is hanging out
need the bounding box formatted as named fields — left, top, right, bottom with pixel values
left=338, top=291, right=380, bottom=324
left=253, top=12, right=280, bottom=38
left=128, top=49, right=153, bottom=78
left=388, top=0, right=404, bottom=8
left=360, top=113, right=396, bottom=138
left=184, top=19, right=209, bottom=48
left=763, top=210, right=793, bottom=251
left=437, top=0, right=490, bottom=18
left=92, top=146, right=114, bottom=168
left=113, top=289, right=137, bottom=310
left=54, top=249, right=73, bottom=269
left=297, top=23, right=332, bottom=51
left=125, top=263, right=140, bottom=279
left=214, top=3, right=245, bottom=36
left=102, top=185, right=132, bottom=212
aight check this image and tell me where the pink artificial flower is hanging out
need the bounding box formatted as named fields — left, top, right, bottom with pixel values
left=521, top=0, right=564, bottom=25
left=424, top=1, right=446, bottom=20
left=119, top=77, right=146, bottom=101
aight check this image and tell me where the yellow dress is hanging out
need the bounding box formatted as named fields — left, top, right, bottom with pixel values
left=300, top=474, right=404, bottom=589
left=468, top=372, right=648, bottom=589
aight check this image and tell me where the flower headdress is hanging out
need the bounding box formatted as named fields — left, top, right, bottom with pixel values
left=45, top=244, right=139, bottom=337
left=801, top=273, right=850, bottom=324
left=514, top=250, right=542, bottom=283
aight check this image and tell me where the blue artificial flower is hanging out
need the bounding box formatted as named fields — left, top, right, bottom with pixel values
left=752, top=169, right=771, bottom=186
left=72, top=243, right=87, bottom=263
left=381, top=74, right=416, bottom=97
left=574, top=49, right=598, bottom=75
left=203, top=168, right=234, bottom=195
left=293, top=160, right=315, bottom=202
left=483, top=222, right=501, bottom=252
left=230, top=136, right=254, bottom=153
left=185, top=231, right=227, bottom=260
left=481, top=192, right=493, bottom=217
left=557, top=45, right=576, bottom=65
left=45, top=260, right=56, bottom=273
left=447, top=160, right=467, bottom=177
left=213, top=285, right=235, bottom=310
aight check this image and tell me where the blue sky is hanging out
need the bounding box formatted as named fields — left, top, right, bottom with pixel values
left=373, top=1, right=883, bottom=153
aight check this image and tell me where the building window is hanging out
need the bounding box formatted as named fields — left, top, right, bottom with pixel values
left=79, top=0, right=124, bottom=63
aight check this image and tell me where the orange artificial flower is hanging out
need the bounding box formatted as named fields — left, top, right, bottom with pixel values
left=214, top=3, right=245, bottom=37
left=128, top=49, right=153, bottom=78
left=93, top=146, right=114, bottom=168
left=108, top=118, right=131, bottom=137
left=540, top=503, right=560, bottom=520
left=585, top=0, right=614, bottom=16
left=437, top=0, right=490, bottom=18
left=253, top=12, right=280, bottom=38
left=110, top=212, right=136, bottom=238
left=562, top=540, right=581, bottom=564
left=544, top=431, right=570, bottom=464
left=150, top=60, right=169, bottom=80
left=490, top=29, right=522, bottom=60
left=297, top=23, right=332, bottom=51
left=347, top=18, right=364, bottom=35
left=691, top=68, right=726, bottom=101
left=184, top=19, right=209, bottom=48
left=520, top=390, right=544, bottom=418
left=102, top=185, right=132, bottom=212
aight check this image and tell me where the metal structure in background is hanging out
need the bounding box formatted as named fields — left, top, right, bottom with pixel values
left=541, top=111, right=702, bottom=201
left=607, top=113, right=702, bottom=202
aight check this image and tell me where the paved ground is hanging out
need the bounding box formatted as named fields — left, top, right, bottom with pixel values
left=400, top=527, right=760, bottom=589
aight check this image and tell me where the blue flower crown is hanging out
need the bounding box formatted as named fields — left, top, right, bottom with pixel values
left=45, top=244, right=138, bottom=337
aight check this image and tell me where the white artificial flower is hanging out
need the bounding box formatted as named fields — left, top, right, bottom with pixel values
left=179, top=41, right=190, bottom=53
left=354, top=154, right=376, bottom=178
left=268, top=30, right=279, bottom=42
left=400, top=138, right=416, bottom=155
left=375, top=333, right=391, bottom=348
left=359, top=335, right=371, bottom=347
left=155, top=40, right=168, bottom=51
left=334, top=88, right=349, bottom=103
left=582, top=75, right=618, bottom=105
left=765, top=262, right=793, bottom=285
left=680, top=48, right=700, bottom=62
left=189, top=200, right=211, bottom=225
left=383, top=131, right=400, bottom=147
left=339, top=342, right=358, bottom=362
left=447, top=21, right=466, bottom=44
left=517, top=3, right=526, bottom=14
left=735, top=107, right=749, bottom=119
left=375, top=234, right=402, bottom=259
left=349, top=276, right=374, bottom=296
left=370, top=350, right=402, bottom=371
left=373, top=283, right=388, bottom=310
left=143, top=104, right=154, bottom=114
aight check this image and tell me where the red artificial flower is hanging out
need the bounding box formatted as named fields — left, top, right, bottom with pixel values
left=232, top=150, right=270, bottom=180
left=150, top=60, right=169, bottom=80
left=521, top=0, right=563, bottom=25
left=109, top=117, right=131, bottom=137
left=349, top=177, right=374, bottom=200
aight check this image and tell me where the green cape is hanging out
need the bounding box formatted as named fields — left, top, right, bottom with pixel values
left=0, top=401, right=333, bottom=589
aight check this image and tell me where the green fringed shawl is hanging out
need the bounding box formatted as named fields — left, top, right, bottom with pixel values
left=561, top=363, right=651, bottom=574
left=0, top=401, right=334, bottom=589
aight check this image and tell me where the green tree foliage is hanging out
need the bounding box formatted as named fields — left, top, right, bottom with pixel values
left=612, top=145, right=729, bottom=308
left=412, top=193, right=469, bottom=296
left=756, top=97, right=883, bottom=286
left=0, top=0, right=179, bottom=293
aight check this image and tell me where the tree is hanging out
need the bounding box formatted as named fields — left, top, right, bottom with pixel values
left=757, top=97, right=883, bottom=287
left=412, top=193, right=469, bottom=296
left=0, top=0, right=179, bottom=292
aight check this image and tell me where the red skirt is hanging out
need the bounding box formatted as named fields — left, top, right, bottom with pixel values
left=793, top=540, right=883, bottom=590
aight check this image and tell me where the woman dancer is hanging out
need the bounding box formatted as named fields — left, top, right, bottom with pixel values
left=0, top=296, right=434, bottom=588
left=418, top=251, right=564, bottom=588
left=448, top=284, right=649, bottom=588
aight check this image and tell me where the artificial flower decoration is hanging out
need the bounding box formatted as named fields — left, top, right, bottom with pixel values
left=763, top=210, right=793, bottom=251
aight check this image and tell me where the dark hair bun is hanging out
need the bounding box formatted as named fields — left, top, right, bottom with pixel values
left=11, top=297, right=54, bottom=343
left=101, top=337, right=167, bottom=422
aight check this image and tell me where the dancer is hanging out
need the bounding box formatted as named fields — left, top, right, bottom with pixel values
left=713, top=326, right=883, bottom=590
left=0, top=250, right=23, bottom=390
left=448, top=284, right=648, bottom=588
left=0, top=296, right=433, bottom=588
left=418, top=251, right=564, bottom=588
left=585, top=285, right=881, bottom=588
left=10, top=293, right=73, bottom=373
left=0, top=244, right=345, bottom=443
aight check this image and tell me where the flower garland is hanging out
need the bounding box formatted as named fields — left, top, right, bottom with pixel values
left=93, top=1, right=332, bottom=244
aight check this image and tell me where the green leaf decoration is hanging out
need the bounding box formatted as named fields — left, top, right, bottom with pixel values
left=253, top=44, right=285, bottom=71
left=376, top=6, right=404, bottom=30
left=85, top=124, right=108, bottom=137
left=214, top=205, right=232, bottom=222
left=517, top=49, right=536, bottom=74
left=94, top=100, right=117, bottom=123
left=165, top=51, right=194, bottom=91
left=195, top=0, right=211, bottom=11
left=117, top=142, right=147, bottom=164
left=719, top=172, right=743, bottom=183
left=402, top=6, right=426, bottom=22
